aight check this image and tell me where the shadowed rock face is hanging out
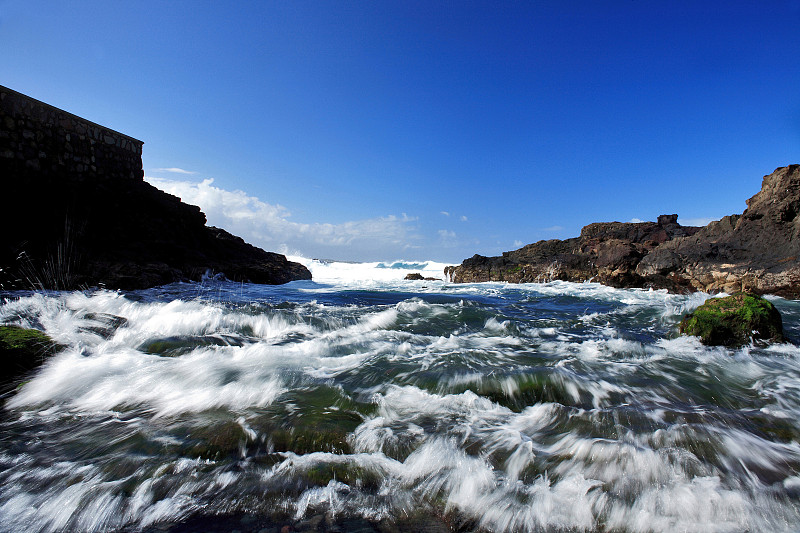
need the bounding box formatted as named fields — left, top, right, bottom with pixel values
left=0, top=85, right=311, bottom=290
left=0, top=176, right=312, bottom=290
left=446, top=165, right=800, bottom=298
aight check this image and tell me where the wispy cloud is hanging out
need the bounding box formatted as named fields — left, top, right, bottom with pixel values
left=513, top=240, right=524, bottom=248
left=437, top=229, right=458, bottom=247
left=679, top=216, right=716, bottom=227
left=542, top=225, right=564, bottom=231
left=629, top=218, right=644, bottom=223
left=440, top=211, right=450, bottom=217
left=460, top=215, right=468, bottom=222
left=151, top=167, right=197, bottom=175
left=146, top=176, right=421, bottom=260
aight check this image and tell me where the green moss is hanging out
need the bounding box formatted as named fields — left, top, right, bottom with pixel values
left=0, top=325, right=54, bottom=351
left=476, top=375, right=575, bottom=411
left=303, top=462, right=382, bottom=489
left=679, top=292, right=784, bottom=347
left=183, top=420, right=250, bottom=460
left=267, top=425, right=353, bottom=455
left=1, top=325, right=64, bottom=386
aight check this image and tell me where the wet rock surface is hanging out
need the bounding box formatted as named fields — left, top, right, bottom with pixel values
left=446, top=165, right=800, bottom=297
left=679, top=292, right=784, bottom=347
left=404, top=272, right=440, bottom=281
left=0, top=325, right=63, bottom=389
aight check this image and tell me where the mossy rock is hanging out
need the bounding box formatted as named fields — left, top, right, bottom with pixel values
left=679, top=292, right=784, bottom=347
left=0, top=325, right=64, bottom=386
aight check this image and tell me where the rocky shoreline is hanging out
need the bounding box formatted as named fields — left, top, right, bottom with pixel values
left=446, top=165, right=800, bottom=299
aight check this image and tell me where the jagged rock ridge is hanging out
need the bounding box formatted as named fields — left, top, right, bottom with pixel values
left=446, top=165, right=800, bottom=298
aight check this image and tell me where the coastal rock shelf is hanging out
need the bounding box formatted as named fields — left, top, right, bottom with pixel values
left=0, top=85, right=310, bottom=289
left=446, top=165, right=800, bottom=298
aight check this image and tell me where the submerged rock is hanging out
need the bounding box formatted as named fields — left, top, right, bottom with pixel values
left=404, top=272, right=440, bottom=281
left=0, top=325, right=63, bottom=387
left=446, top=165, right=800, bottom=297
left=679, top=293, right=784, bottom=347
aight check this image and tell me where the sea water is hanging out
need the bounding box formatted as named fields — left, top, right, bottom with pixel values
left=0, top=258, right=799, bottom=533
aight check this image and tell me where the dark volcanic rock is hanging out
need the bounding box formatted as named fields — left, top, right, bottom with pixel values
left=0, top=175, right=311, bottom=290
left=637, top=165, right=800, bottom=297
left=679, top=293, right=784, bottom=346
left=404, top=272, right=440, bottom=281
left=446, top=165, right=800, bottom=297
left=445, top=218, right=700, bottom=290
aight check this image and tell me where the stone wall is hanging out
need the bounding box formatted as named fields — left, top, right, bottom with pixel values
left=0, top=85, right=143, bottom=182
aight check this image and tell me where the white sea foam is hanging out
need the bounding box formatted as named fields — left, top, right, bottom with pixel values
left=1, top=267, right=799, bottom=533
left=289, top=256, right=454, bottom=285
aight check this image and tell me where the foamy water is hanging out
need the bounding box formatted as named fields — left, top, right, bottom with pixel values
left=1, top=259, right=799, bottom=532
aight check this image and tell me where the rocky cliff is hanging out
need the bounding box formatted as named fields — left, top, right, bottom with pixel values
left=0, top=85, right=311, bottom=290
left=446, top=165, right=800, bottom=298
left=636, top=165, right=799, bottom=297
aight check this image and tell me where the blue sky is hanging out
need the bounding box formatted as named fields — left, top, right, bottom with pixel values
left=2, top=1, right=799, bottom=262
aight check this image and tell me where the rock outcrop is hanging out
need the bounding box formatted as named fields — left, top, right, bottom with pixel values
left=0, top=173, right=311, bottom=290
left=636, top=165, right=800, bottom=297
left=0, top=325, right=63, bottom=390
left=446, top=165, right=800, bottom=298
left=679, top=293, right=784, bottom=346
left=404, top=273, right=440, bottom=281
left=446, top=214, right=701, bottom=290
left=0, top=85, right=311, bottom=290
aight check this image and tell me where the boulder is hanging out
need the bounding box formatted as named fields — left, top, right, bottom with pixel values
left=0, top=325, right=63, bottom=387
left=678, top=293, right=784, bottom=347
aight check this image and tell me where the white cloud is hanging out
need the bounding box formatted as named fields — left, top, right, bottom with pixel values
left=513, top=240, right=524, bottom=248
left=151, top=167, right=196, bottom=175
left=629, top=218, right=644, bottom=223
left=542, top=225, right=564, bottom=231
left=679, top=216, right=716, bottom=227
left=460, top=215, right=468, bottom=222
left=437, top=229, right=458, bottom=247
left=440, top=211, right=450, bottom=217
left=146, top=176, right=421, bottom=260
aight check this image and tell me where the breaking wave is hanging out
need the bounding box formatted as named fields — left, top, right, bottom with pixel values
left=1, top=259, right=799, bottom=532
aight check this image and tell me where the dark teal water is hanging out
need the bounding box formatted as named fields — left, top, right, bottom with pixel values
left=1, top=272, right=799, bottom=532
